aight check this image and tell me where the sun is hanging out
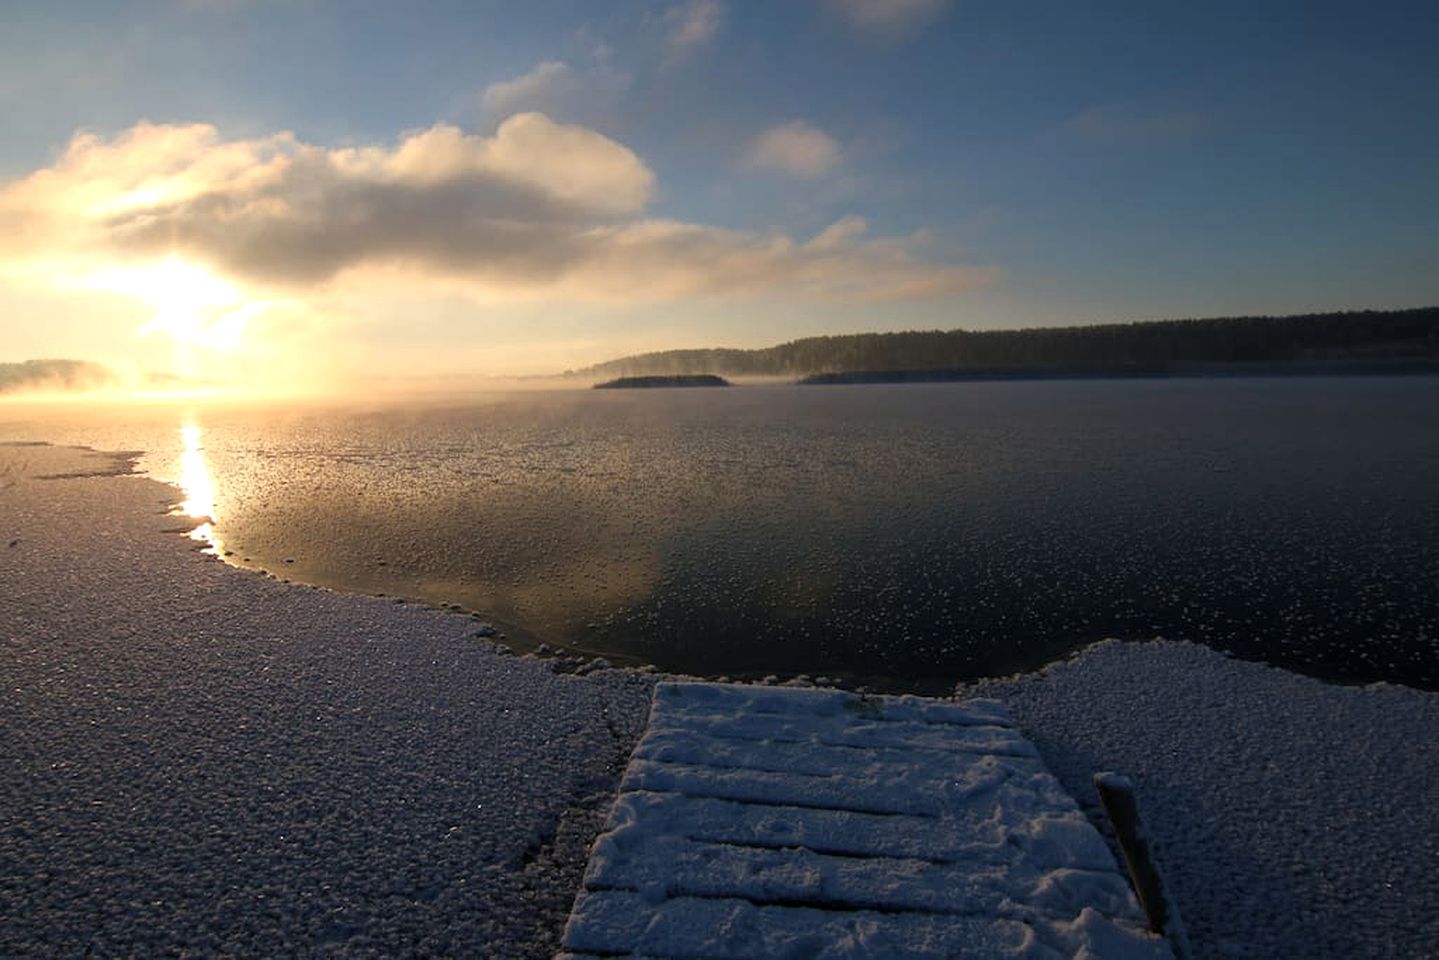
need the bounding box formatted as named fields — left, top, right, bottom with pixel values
left=132, top=258, right=252, bottom=352
left=84, top=256, right=254, bottom=352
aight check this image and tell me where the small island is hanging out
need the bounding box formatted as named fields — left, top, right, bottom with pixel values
left=593, top=374, right=731, bottom=389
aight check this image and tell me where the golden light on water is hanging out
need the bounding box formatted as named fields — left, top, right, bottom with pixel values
left=177, top=424, right=223, bottom=554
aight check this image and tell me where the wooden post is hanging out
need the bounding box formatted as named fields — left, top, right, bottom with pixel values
left=1094, top=772, right=1189, bottom=958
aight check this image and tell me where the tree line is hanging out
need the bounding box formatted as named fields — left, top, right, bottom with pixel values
left=570, top=307, right=1439, bottom=379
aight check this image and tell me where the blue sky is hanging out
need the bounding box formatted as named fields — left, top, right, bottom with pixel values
left=1, top=0, right=1436, bottom=380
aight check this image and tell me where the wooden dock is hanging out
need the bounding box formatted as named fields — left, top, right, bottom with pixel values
left=558, top=682, right=1173, bottom=959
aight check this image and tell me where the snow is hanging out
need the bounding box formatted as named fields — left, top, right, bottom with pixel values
left=6, top=440, right=1435, bottom=958
left=561, top=682, right=1173, bottom=958
left=967, top=639, right=1439, bottom=959
left=0, top=443, right=657, bottom=957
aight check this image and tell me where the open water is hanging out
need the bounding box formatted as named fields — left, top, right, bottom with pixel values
left=5, top=376, right=1437, bottom=693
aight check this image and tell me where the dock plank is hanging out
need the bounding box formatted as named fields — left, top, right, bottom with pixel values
left=585, top=833, right=1141, bottom=919
left=560, top=682, right=1173, bottom=959
left=600, top=791, right=1119, bottom=869
left=563, top=890, right=1043, bottom=960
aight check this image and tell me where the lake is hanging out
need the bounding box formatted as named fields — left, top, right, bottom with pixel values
left=4, top=376, right=1437, bottom=694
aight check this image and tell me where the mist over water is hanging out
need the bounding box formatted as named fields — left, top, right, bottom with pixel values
left=5, top=376, right=1438, bottom=693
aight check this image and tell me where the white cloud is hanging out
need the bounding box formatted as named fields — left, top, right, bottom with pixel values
left=830, top=0, right=951, bottom=32
left=480, top=59, right=631, bottom=122
left=807, top=215, right=870, bottom=251
left=663, top=0, right=723, bottom=60
left=0, top=118, right=991, bottom=306
left=483, top=61, right=574, bottom=116
left=746, top=121, right=842, bottom=177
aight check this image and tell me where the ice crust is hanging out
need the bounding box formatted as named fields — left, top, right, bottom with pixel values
left=0, top=444, right=656, bottom=957
left=970, top=640, right=1439, bottom=959
left=561, top=682, right=1173, bottom=959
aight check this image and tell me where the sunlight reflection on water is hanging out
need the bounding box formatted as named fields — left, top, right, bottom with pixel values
left=177, top=423, right=223, bottom=555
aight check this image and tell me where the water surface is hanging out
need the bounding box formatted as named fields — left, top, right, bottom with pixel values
left=5, top=377, right=1437, bottom=693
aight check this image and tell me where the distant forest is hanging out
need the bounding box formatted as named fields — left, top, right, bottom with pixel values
left=0, top=359, right=117, bottom=395
left=569, top=307, right=1439, bottom=379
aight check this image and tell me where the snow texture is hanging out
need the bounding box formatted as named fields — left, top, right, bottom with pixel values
left=0, top=443, right=657, bottom=958
left=561, top=682, right=1173, bottom=958
left=8, top=439, right=1433, bottom=958
left=969, top=639, right=1439, bottom=959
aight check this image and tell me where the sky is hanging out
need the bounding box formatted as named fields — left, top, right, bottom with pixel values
left=1, top=0, right=1437, bottom=386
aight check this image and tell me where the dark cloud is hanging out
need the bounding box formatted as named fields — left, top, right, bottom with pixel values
left=101, top=170, right=593, bottom=286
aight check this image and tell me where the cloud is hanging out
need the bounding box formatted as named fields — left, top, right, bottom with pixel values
left=807, top=215, right=870, bottom=251
left=0, top=115, right=654, bottom=284
left=541, top=217, right=993, bottom=302
left=483, top=61, right=574, bottom=116
left=480, top=59, right=631, bottom=122
left=0, top=117, right=990, bottom=306
left=746, top=121, right=842, bottom=177
left=663, top=0, right=723, bottom=60
left=830, top=0, right=951, bottom=32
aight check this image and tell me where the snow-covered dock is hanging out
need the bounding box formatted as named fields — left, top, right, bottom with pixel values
left=559, top=682, right=1172, bottom=959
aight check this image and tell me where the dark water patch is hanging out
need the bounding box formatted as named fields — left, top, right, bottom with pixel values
left=3, top=378, right=1437, bottom=693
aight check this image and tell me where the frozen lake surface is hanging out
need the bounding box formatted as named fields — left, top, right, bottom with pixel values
left=3, top=375, right=1438, bottom=692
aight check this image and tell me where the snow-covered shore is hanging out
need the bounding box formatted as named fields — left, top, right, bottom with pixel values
left=968, top=641, right=1439, bottom=959
left=1, top=443, right=656, bottom=957
left=4, top=441, right=1436, bottom=958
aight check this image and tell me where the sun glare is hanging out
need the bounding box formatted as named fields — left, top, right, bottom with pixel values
left=134, top=259, right=247, bottom=350
left=85, top=256, right=254, bottom=352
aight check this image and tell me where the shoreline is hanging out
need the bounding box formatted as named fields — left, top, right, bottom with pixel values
left=1, top=441, right=658, bottom=958
left=3, top=441, right=1436, bottom=957
left=797, top=360, right=1439, bottom=385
